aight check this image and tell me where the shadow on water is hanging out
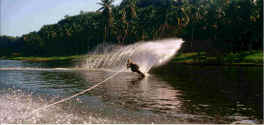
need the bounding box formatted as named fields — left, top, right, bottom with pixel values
left=151, top=63, right=263, bottom=119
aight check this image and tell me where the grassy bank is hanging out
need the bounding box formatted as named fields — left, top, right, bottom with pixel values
left=173, top=51, right=263, bottom=66
left=1, top=51, right=262, bottom=66
left=0, top=55, right=87, bottom=62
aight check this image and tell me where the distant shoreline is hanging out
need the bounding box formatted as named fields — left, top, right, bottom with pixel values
left=0, top=55, right=85, bottom=62
left=171, top=51, right=263, bottom=67
left=1, top=51, right=262, bottom=67
left=170, top=62, right=263, bottom=67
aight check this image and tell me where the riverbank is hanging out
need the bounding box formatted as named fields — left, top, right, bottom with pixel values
left=0, top=55, right=86, bottom=62
left=172, top=51, right=263, bottom=66
left=1, top=51, right=263, bottom=66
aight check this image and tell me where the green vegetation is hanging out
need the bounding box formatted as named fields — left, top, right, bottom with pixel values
left=174, top=51, right=263, bottom=65
left=0, top=0, right=263, bottom=65
left=2, top=51, right=262, bottom=67
left=2, top=55, right=86, bottom=62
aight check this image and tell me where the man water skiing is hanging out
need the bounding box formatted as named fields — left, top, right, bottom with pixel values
left=127, top=59, right=145, bottom=77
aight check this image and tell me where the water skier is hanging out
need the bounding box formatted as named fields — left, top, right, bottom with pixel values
left=127, top=59, right=145, bottom=77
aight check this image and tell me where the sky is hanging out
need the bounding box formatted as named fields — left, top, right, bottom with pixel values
left=0, top=0, right=121, bottom=37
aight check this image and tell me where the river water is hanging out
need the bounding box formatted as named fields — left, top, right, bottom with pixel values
left=0, top=60, right=262, bottom=123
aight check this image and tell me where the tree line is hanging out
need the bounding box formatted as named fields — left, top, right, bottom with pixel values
left=0, top=0, right=262, bottom=57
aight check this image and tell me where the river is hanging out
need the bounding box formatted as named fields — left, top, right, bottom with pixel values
left=0, top=60, right=262, bottom=123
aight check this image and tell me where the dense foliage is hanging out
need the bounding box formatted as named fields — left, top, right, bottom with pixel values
left=0, top=0, right=263, bottom=57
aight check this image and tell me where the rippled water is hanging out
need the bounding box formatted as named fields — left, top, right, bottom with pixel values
left=0, top=60, right=262, bottom=123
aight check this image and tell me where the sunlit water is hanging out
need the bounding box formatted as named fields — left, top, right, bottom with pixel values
left=0, top=59, right=262, bottom=124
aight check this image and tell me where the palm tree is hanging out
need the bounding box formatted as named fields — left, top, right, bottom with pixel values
left=120, top=0, right=137, bottom=20
left=119, top=8, right=129, bottom=43
left=97, top=0, right=115, bottom=42
left=119, top=0, right=138, bottom=43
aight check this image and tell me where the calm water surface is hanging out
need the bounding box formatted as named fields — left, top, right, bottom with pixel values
left=0, top=60, right=262, bottom=123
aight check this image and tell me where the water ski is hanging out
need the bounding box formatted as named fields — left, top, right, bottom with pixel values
left=127, top=59, right=145, bottom=77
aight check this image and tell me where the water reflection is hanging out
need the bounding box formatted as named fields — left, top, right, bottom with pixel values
left=78, top=71, right=186, bottom=114
left=151, top=63, right=263, bottom=119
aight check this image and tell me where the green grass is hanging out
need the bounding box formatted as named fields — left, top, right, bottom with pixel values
left=3, top=55, right=86, bottom=62
left=1, top=51, right=263, bottom=66
left=173, top=51, right=263, bottom=66
left=243, top=51, right=263, bottom=63
left=1, top=54, right=105, bottom=62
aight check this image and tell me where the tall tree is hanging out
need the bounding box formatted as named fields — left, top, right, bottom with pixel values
left=119, top=0, right=138, bottom=43
left=97, top=0, right=115, bottom=42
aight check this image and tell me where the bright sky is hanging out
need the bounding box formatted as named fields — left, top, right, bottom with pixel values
left=0, top=0, right=121, bottom=37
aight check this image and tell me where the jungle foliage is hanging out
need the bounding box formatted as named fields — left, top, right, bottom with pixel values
left=0, top=0, right=263, bottom=57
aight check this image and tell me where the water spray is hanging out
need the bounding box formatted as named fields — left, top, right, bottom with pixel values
left=84, top=38, right=184, bottom=73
